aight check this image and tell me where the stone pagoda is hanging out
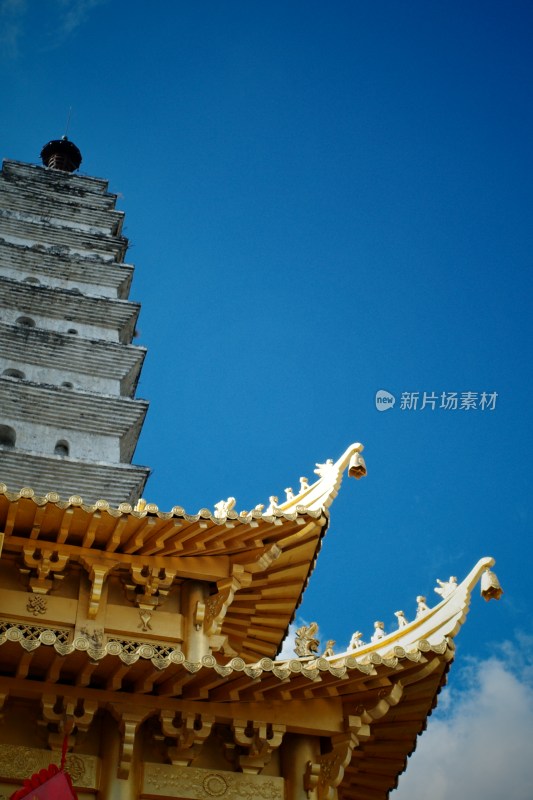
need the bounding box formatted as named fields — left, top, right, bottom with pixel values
left=0, top=137, right=149, bottom=506
left=0, top=142, right=502, bottom=800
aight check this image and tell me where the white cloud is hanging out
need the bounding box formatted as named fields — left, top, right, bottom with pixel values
left=277, top=625, right=297, bottom=660
left=0, top=0, right=107, bottom=56
left=0, top=0, right=26, bottom=58
left=54, top=0, right=107, bottom=40
left=392, top=637, right=533, bottom=800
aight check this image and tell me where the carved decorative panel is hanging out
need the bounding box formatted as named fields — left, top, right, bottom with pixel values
left=142, top=764, right=283, bottom=799
left=0, top=745, right=98, bottom=789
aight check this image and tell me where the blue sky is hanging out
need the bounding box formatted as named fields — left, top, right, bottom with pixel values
left=2, top=1, right=532, bottom=795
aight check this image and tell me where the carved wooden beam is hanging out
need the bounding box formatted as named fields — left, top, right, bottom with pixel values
left=202, top=548, right=281, bottom=638
left=304, top=685, right=404, bottom=799
left=203, top=577, right=241, bottom=637
left=233, top=544, right=282, bottom=574
left=356, top=682, right=403, bottom=723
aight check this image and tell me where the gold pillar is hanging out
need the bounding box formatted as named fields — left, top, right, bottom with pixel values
left=98, top=712, right=142, bottom=800
left=281, top=733, right=319, bottom=800
left=182, top=580, right=210, bottom=662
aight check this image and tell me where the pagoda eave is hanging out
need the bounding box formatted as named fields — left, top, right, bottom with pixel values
left=0, top=277, right=140, bottom=339
left=0, top=238, right=134, bottom=298
left=0, top=180, right=124, bottom=235
left=0, top=323, right=146, bottom=395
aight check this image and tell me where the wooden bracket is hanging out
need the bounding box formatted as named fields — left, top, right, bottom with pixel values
left=232, top=719, right=285, bottom=774
left=160, top=711, right=214, bottom=766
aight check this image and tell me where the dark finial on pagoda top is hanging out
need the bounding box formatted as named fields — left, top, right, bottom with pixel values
left=40, top=136, right=82, bottom=173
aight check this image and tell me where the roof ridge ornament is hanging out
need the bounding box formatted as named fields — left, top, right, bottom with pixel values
left=335, top=557, right=504, bottom=662
left=277, top=442, right=366, bottom=513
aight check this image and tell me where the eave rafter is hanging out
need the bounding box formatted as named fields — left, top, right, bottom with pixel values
left=200, top=546, right=282, bottom=639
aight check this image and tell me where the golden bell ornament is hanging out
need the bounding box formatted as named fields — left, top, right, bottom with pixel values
left=348, top=452, right=367, bottom=479
left=480, top=568, right=503, bottom=601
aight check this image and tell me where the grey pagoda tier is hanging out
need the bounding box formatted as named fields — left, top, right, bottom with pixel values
left=0, top=138, right=150, bottom=505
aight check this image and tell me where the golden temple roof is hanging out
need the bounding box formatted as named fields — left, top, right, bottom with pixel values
left=0, top=558, right=497, bottom=799
left=0, top=431, right=502, bottom=798
left=0, top=443, right=365, bottom=660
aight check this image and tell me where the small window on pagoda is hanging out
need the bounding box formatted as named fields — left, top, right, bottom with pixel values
left=54, top=439, right=70, bottom=457
left=67, top=328, right=78, bottom=335
left=16, top=316, right=35, bottom=327
left=62, top=381, right=74, bottom=388
left=0, top=425, right=16, bottom=447
left=23, top=276, right=40, bottom=285
left=2, top=368, right=25, bottom=379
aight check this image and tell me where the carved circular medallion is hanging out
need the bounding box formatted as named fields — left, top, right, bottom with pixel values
left=203, top=774, right=228, bottom=796
left=20, top=487, right=35, bottom=498
left=45, top=491, right=61, bottom=502
left=40, top=629, right=57, bottom=645
left=139, top=644, right=155, bottom=659
left=169, top=650, right=185, bottom=664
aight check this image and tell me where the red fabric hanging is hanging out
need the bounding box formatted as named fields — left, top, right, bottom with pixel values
left=9, top=766, right=78, bottom=799
left=9, top=737, right=78, bottom=800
